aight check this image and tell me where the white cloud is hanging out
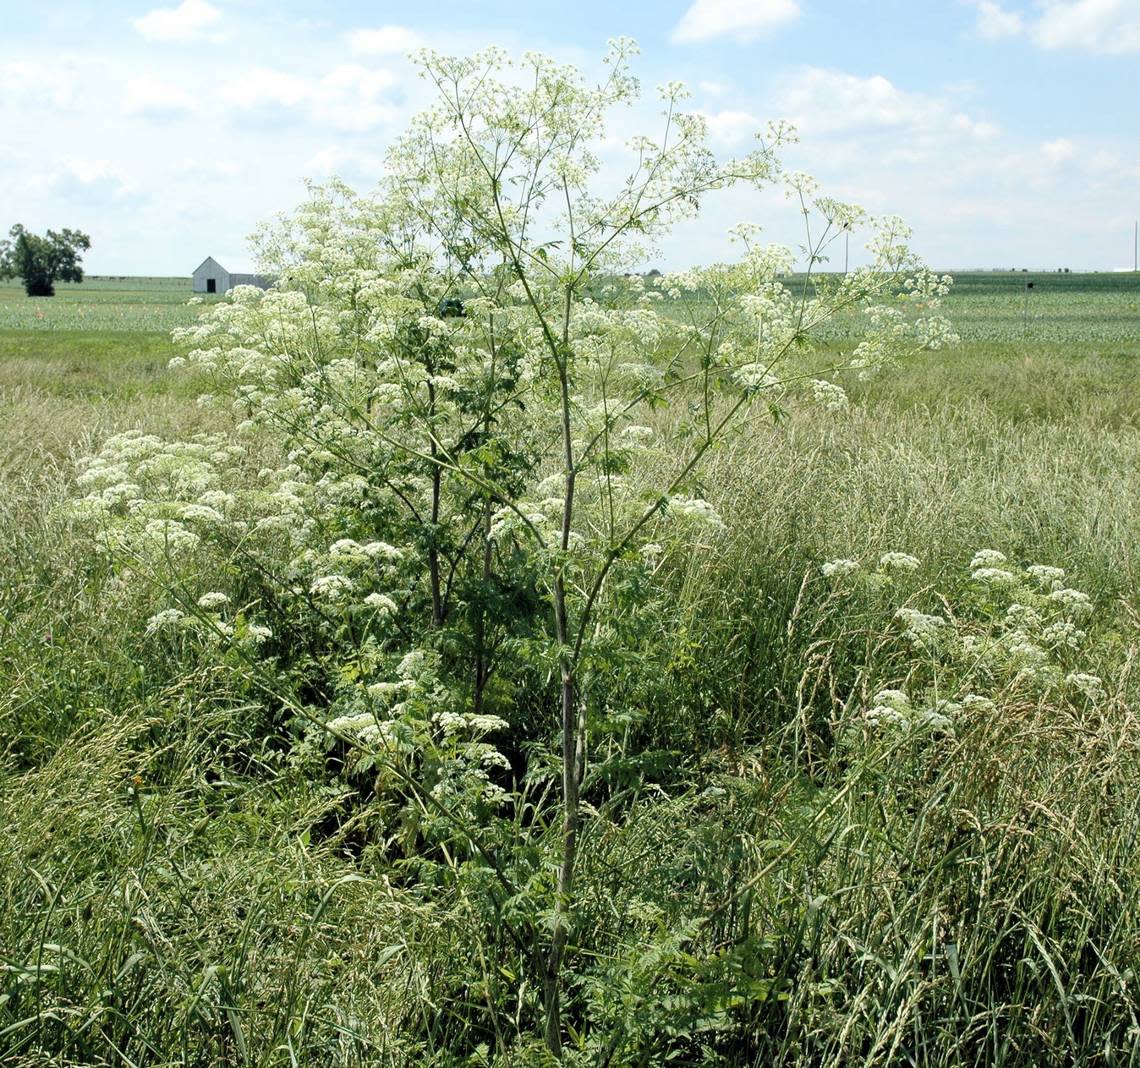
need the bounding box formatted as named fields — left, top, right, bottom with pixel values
left=175, top=156, right=242, bottom=178
left=0, top=60, right=79, bottom=109
left=123, top=74, right=197, bottom=117
left=970, top=0, right=1140, bottom=55
left=133, top=0, right=223, bottom=43
left=672, top=0, right=799, bottom=44
left=225, top=64, right=401, bottom=132
left=776, top=70, right=924, bottom=132
left=972, top=1, right=1024, bottom=40
left=664, top=108, right=1131, bottom=272
left=1087, top=149, right=1120, bottom=172
left=1032, top=0, right=1140, bottom=55
left=952, top=113, right=1001, bottom=139
left=229, top=67, right=310, bottom=109
left=2, top=12, right=1135, bottom=276
left=1040, top=137, right=1076, bottom=163
left=64, top=158, right=118, bottom=184
left=47, top=159, right=136, bottom=201
left=775, top=69, right=997, bottom=139
left=697, top=109, right=763, bottom=146
left=346, top=25, right=422, bottom=55
left=304, top=145, right=386, bottom=177
left=322, top=64, right=398, bottom=100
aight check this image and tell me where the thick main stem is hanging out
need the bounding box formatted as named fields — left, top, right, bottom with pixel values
left=426, top=364, right=444, bottom=629
left=544, top=293, right=580, bottom=1057
left=543, top=591, right=579, bottom=1055
left=473, top=501, right=492, bottom=716
left=428, top=459, right=443, bottom=627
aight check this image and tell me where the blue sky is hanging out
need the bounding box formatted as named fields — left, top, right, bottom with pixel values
left=2, top=0, right=1137, bottom=274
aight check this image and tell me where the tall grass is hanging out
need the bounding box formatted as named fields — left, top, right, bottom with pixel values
left=1, top=329, right=1138, bottom=1063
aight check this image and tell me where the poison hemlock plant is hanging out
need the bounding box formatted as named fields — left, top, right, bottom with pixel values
left=72, top=41, right=957, bottom=1058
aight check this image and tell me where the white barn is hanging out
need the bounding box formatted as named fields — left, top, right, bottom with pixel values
left=192, top=256, right=273, bottom=294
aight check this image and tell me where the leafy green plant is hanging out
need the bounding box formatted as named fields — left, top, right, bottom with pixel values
left=65, top=42, right=961, bottom=1057
left=4, top=260, right=1140, bottom=1063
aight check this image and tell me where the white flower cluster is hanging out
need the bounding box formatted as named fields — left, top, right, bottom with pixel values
left=733, top=363, right=781, bottom=392
left=363, top=592, right=398, bottom=616
left=325, top=712, right=407, bottom=751
left=1049, top=587, right=1092, bottom=615
left=969, top=549, right=1016, bottom=586
left=1065, top=672, right=1106, bottom=702
left=71, top=430, right=250, bottom=560
left=145, top=596, right=271, bottom=647
left=894, top=550, right=1104, bottom=697
left=70, top=42, right=977, bottom=835
left=879, top=551, right=920, bottom=572
left=821, top=549, right=920, bottom=580
left=861, top=688, right=955, bottom=736
left=329, top=538, right=403, bottom=562
left=310, top=574, right=355, bottom=600
left=145, top=608, right=186, bottom=635
left=972, top=567, right=1018, bottom=586
left=433, top=711, right=510, bottom=737
left=1026, top=564, right=1066, bottom=592
left=809, top=378, right=849, bottom=413
left=667, top=497, right=726, bottom=531
left=894, top=607, right=949, bottom=648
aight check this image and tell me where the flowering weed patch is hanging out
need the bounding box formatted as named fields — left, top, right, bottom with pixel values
left=0, top=45, right=1138, bottom=1068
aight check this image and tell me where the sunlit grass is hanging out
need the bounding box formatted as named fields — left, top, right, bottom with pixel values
left=0, top=277, right=1137, bottom=1064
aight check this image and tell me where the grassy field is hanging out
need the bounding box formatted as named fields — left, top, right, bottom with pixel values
left=1, top=273, right=1139, bottom=1065
left=0, top=276, right=213, bottom=332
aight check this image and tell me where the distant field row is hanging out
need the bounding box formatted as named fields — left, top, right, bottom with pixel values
left=1, top=272, right=1137, bottom=342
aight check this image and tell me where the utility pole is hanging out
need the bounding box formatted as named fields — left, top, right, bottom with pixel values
left=1023, top=279, right=1034, bottom=334
left=1134, top=220, right=1138, bottom=272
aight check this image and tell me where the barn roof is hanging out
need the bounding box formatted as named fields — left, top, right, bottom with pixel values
left=193, top=256, right=227, bottom=274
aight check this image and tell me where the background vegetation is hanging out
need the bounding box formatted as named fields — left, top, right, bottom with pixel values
left=1, top=271, right=1138, bottom=1066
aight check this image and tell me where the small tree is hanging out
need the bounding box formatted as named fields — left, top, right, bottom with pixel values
left=0, top=224, right=91, bottom=296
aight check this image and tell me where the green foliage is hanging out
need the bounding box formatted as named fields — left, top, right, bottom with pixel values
left=2, top=292, right=1140, bottom=1064
left=0, top=224, right=91, bottom=297
left=0, top=50, right=1138, bottom=1068
left=61, top=43, right=954, bottom=1057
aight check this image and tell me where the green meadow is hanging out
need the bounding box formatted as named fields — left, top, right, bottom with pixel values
left=1, top=272, right=1139, bottom=1065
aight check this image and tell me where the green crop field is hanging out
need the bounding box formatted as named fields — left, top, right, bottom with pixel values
left=1, top=270, right=1139, bottom=1065
left=941, top=270, right=1140, bottom=343
left=0, top=275, right=217, bottom=332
